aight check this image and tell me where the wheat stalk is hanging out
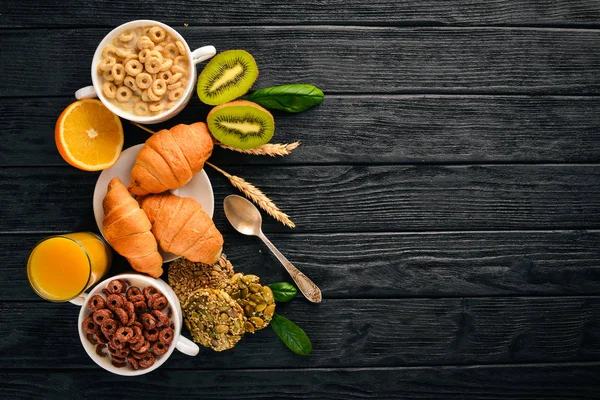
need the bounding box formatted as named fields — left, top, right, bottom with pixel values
left=205, top=162, right=296, bottom=228
left=129, top=122, right=296, bottom=228
left=218, top=142, right=300, bottom=157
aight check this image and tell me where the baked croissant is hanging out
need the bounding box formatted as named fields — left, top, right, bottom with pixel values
left=129, top=122, right=214, bottom=196
left=139, top=193, right=224, bottom=264
left=103, top=177, right=164, bottom=278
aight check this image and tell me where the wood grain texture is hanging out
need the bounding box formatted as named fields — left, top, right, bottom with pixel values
left=6, top=231, right=600, bottom=301
left=2, top=1, right=600, bottom=27
left=1, top=165, right=599, bottom=233
left=1, top=364, right=599, bottom=399
left=3, top=27, right=600, bottom=97
left=1, top=297, right=598, bottom=369
left=5, top=95, right=600, bottom=166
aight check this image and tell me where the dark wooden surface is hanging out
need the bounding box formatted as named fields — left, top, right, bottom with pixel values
left=1, top=1, right=599, bottom=399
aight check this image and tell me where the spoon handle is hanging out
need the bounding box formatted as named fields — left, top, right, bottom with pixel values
left=258, top=232, right=322, bottom=303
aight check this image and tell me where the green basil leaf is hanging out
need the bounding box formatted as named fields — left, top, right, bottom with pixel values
left=271, top=313, right=312, bottom=355
left=245, top=84, right=324, bottom=113
left=268, top=282, right=298, bottom=303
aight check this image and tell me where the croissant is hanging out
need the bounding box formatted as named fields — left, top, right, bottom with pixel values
left=129, top=122, right=214, bottom=196
left=103, top=177, right=163, bottom=278
left=139, top=193, right=224, bottom=265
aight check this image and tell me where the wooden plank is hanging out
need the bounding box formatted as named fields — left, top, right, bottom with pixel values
left=2, top=1, right=600, bottom=27
left=1, top=165, right=599, bottom=233
left=8, top=231, right=600, bottom=301
left=5, top=95, right=600, bottom=166
left=2, top=27, right=600, bottom=97
left=1, top=364, right=599, bottom=399
left=0, top=297, right=598, bottom=369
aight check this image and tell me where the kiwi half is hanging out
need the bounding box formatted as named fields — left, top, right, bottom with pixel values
left=207, top=100, right=275, bottom=149
left=197, top=50, right=259, bottom=105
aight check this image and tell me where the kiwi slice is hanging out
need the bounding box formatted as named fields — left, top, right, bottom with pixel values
left=207, top=100, right=275, bottom=149
left=197, top=50, right=259, bottom=105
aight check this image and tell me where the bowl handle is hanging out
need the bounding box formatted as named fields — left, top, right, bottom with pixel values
left=176, top=335, right=200, bottom=356
left=69, top=292, right=89, bottom=306
left=191, top=45, right=217, bottom=65
left=75, top=86, right=98, bottom=100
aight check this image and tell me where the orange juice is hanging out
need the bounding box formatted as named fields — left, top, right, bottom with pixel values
left=27, top=232, right=111, bottom=301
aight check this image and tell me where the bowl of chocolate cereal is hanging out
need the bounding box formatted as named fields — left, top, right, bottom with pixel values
left=75, top=20, right=216, bottom=124
left=74, top=273, right=199, bottom=376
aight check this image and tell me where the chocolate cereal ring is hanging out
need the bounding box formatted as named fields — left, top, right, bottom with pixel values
left=102, top=288, right=111, bottom=297
left=111, top=359, right=127, bottom=368
left=96, top=344, right=107, bottom=357
left=132, top=350, right=149, bottom=360
left=152, top=341, right=169, bottom=356
left=96, top=331, right=109, bottom=345
left=111, top=355, right=127, bottom=364
left=159, top=327, right=174, bottom=345
left=127, top=355, right=140, bottom=370
left=82, top=316, right=98, bottom=334
left=148, top=293, right=165, bottom=309
left=109, top=336, right=128, bottom=350
left=86, top=333, right=98, bottom=345
left=129, top=326, right=144, bottom=343
left=87, top=295, right=105, bottom=311
left=116, top=326, right=134, bottom=343
left=106, top=294, right=124, bottom=311
left=133, top=340, right=151, bottom=354
left=92, top=309, right=113, bottom=325
left=126, top=286, right=142, bottom=300
left=143, top=328, right=159, bottom=342
left=133, top=300, right=147, bottom=314
left=100, top=318, right=118, bottom=338
left=107, top=279, right=125, bottom=294
left=151, top=310, right=169, bottom=327
left=114, top=307, right=129, bottom=325
left=143, top=287, right=159, bottom=301
left=138, top=352, right=156, bottom=368
left=141, top=313, right=157, bottom=330
left=125, top=59, right=143, bottom=76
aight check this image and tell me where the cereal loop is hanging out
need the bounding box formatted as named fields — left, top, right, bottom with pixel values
left=159, top=328, right=174, bottom=344
left=127, top=356, right=140, bottom=370
left=141, top=313, right=157, bottom=330
left=133, top=101, right=150, bottom=116
left=102, top=82, right=117, bottom=99
left=116, top=326, right=134, bottom=342
left=102, top=70, right=115, bottom=82
left=82, top=316, right=98, bottom=334
left=125, top=59, right=143, bottom=76
left=136, top=36, right=155, bottom=50
left=106, top=294, right=124, bottom=311
left=139, top=352, right=156, bottom=368
left=96, top=344, right=107, bottom=357
left=167, top=81, right=182, bottom=91
left=152, top=310, right=170, bottom=327
left=158, top=70, right=172, bottom=81
left=126, top=286, right=142, bottom=300
left=149, top=26, right=166, bottom=43
left=114, top=307, right=129, bottom=325
left=111, top=64, right=126, bottom=82
left=107, top=279, right=125, bottom=293
left=147, top=88, right=161, bottom=102
left=149, top=101, right=165, bottom=112
left=87, top=295, right=105, bottom=312
left=160, top=58, right=173, bottom=72
left=119, top=30, right=135, bottom=42
left=151, top=78, right=167, bottom=96
left=136, top=72, right=152, bottom=89
left=152, top=341, right=169, bottom=356
left=171, top=65, right=187, bottom=75
left=145, top=57, right=162, bottom=74
left=92, top=309, right=113, bottom=325
left=87, top=333, right=98, bottom=345
left=138, top=49, right=150, bottom=63
left=99, top=56, right=116, bottom=72
left=115, top=47, right=131, bottom=59
left=100, top=318, right=118, bottom=337
left=123, top=53, right=139, bottom=64
left=168, top=88, right=184, bottom=102
left=143, top=328, right=159, bottom=342
left=116, top=86, right=133, bottom=103
left=133, top=300, right=147, bottom=314
left=148, top=50, right=163, bottom=62
left=174, top=55, right=187, bottom=68
left=164, top=43, right=179, bottom=59
left=175, top=41, right=186, bottom=56
left=123, top=76, right=138, bottom=91
left=143, top=287, right=158, bottom=300
left=151, top=295, right=168, bottom=310
left=167, top=72, right=182, bottom=85
left=102, top=45, right=118, bottom=59
left=96, top=331, right=109, bottom=344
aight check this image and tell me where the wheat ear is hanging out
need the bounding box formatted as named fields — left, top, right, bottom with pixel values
left=205, top=162, right=296, bottom=228
left=218, top=142, right=300, bottom=157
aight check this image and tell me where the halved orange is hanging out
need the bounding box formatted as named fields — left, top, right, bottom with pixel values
left=55, top=99, right=124, bottom=171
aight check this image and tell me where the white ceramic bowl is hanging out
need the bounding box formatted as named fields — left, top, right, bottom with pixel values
left=73, top=273, right=199, bottom=376
left=93, top=143, right=215, bottom=263
left=75, top=19, right=216, bottom=124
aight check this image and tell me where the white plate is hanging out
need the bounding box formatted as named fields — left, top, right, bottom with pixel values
left=93, top=144, right=214, bottom=263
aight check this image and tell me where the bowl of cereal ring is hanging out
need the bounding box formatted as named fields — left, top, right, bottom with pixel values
left=75, top=20, right=216, bottom=124
left=73, top=273, right=199, bottom=375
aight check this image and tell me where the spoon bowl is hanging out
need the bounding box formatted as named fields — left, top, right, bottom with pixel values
left=223, top=195, right=263, bottom=236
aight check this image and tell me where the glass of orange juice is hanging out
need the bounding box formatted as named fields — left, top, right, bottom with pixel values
left=27, top=232, right=112, bottom=302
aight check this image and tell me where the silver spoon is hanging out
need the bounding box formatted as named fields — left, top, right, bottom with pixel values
left=223, top=195, right=322, bottom=303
